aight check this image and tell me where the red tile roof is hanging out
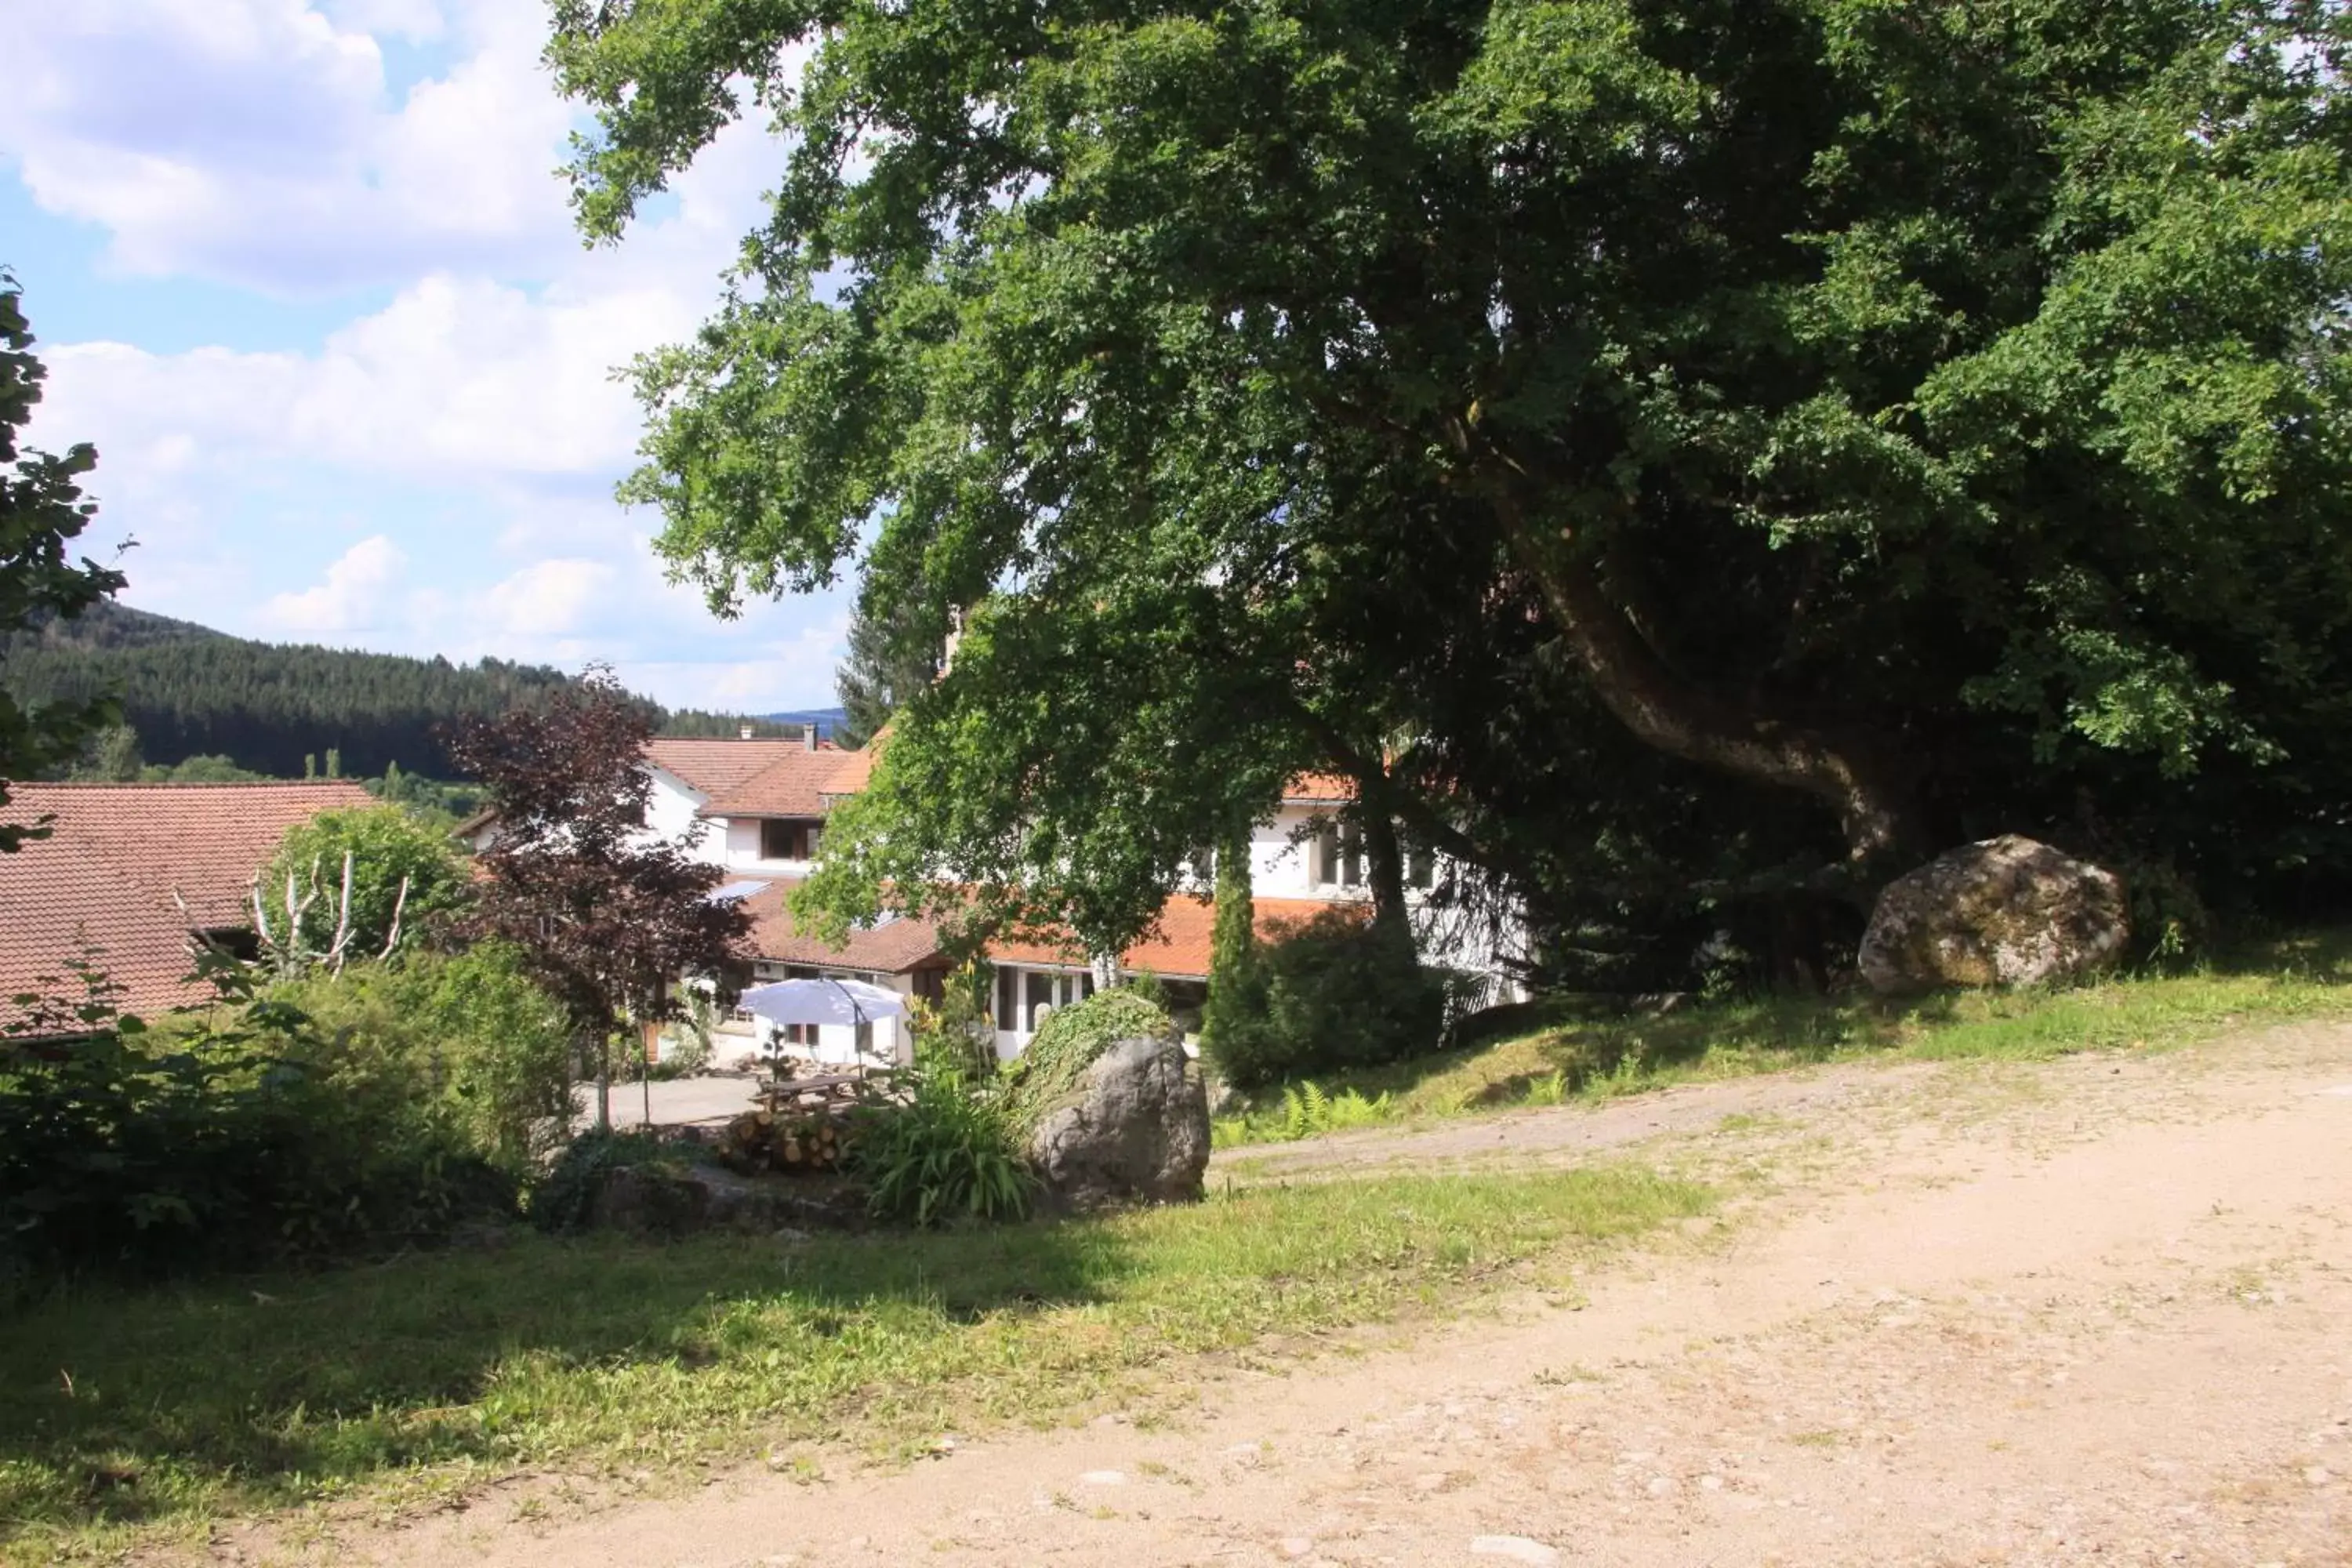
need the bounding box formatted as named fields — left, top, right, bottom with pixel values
left=0, top=820, right=214, bottom=1027
left=1, top=781, right=376, bottom=1028
left=701, top=750, right=865, bottom=819
left=735, top=878, right=950, bottom=974
left=818, top=728, right=887, bottom=798
left=986, top=894, right=1350, bottom=980
left=642, top=738, right=811, bottom=799
left=1282, top=773, right=1355, bottom=804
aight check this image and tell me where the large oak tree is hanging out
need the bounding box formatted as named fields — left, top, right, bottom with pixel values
left=551, top=0, right=2352, bottom=960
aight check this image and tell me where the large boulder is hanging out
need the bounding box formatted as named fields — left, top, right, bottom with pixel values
left=1025, top=1035, right=1210, bottom=1212
left=1858, top=834, right=2130, bottom=996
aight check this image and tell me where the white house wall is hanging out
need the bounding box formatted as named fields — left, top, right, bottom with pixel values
left=1252, top=805, right=1323, bottom=895
left=720, top=818, right=821, bottom=877
left=640, top=767, right=728, bottom=865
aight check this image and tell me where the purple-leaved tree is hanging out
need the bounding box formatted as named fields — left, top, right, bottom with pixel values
left=444, top=670, right=750, bottom=1130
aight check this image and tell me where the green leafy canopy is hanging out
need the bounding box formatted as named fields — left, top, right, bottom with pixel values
left=553, top=0, right=2352, bottom=950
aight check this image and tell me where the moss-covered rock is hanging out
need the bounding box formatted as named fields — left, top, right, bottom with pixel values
left=996, top=987, right=1207, bottom=1210
left=1858, top=835, right=2129, bottom=996
left=1024, top=1036, right=1210, bottom=1212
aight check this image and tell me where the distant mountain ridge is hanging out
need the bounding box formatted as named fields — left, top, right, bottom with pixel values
left=761, top=707, right=848, bottom=739
left=2, top=602, right=818, bottom=779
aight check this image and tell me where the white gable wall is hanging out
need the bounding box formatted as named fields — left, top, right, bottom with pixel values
left=640, top=766, right=728, bottom=866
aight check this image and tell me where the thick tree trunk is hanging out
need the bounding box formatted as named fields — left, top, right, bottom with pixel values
left=1355, top=787, right=1415, bottom=949
left=1494, top=495, right=1924, bottom=869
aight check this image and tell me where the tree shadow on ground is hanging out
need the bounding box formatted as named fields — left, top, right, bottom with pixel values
left=0, top=1211, right=1120, bottom=1539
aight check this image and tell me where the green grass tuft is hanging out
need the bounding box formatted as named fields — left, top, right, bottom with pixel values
left=1215, top=927, right=2352, bottom=1139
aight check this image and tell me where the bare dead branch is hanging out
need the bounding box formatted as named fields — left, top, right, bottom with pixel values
left=376, top=873, right=413, bottom=961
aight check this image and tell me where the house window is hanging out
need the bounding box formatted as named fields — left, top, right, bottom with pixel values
left=1315, top=821, right=1363, bottom=889
left=1406, top=842, right=1436, bottom=890
left=995, top=967, right=1091, bottom=1034
left=759, top=819, right=822, bottom=860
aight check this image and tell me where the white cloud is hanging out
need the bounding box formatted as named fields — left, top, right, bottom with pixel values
left=0, top=0, right=571, bottom=291
left=36, top=85, right=781, bottom=485
left=616, top=612, right=851, bottom=713
left=4, top=3, right=854, bottom=712
left=265, top=533, right=407, bottom=633
left=322, top=0, right=445, bottom=45
left=480, top=557, right=617, bottom=637
left=42, top=270, right=673, bottom=481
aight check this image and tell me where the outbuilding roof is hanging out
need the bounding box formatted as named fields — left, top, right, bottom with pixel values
left=641, top=737, right=812, bottom=800
left=1, top=780, right=376, bottom=1028
left=700, top=749, right=864, bottom=819
left=735, top=878, right=951, bottom=975
left=986, top=893, right=1349, bottom=980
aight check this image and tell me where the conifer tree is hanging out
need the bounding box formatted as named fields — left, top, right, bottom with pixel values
left=1199, top=826, right=1277, bottom=1085
left=833, top=594, right=937, bottom=750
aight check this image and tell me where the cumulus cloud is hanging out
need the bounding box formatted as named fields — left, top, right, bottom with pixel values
left=321, top=0, right=445, bottom=45
left=34, top=89, right=782, bottom=485
left=0, top=0, right=572, bottom=291
left=480, top=557, right=618, bottom=637
left=3, top=2, right=851, bottom=710
left=265, top=533, right=407, bottom=634
left=42, top=274, right=667, bottom=479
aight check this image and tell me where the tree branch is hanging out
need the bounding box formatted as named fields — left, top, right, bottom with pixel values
left=1483, top=481, right=1923, bottom=866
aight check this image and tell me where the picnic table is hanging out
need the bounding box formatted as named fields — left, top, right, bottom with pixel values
left=755, top=1071, right=872, bottom=1115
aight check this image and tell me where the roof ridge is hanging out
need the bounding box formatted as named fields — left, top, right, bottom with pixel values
left=8, top=779, right=375, bottom=790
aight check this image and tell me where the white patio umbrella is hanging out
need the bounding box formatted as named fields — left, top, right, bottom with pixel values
left=740, top=978, right=909, bottom=1074
left=739, top=976, right=909, bottom=1028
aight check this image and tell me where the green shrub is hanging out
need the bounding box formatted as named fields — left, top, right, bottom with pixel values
left=652, top=989, right=718, bottom=1076
left=998, top=984, right=1173, bottom=1127
left=909, top=959, right=998, bottom=1079
left=1200, top=827, right=1280, bottom=1075
left=1280, top=1080, right=1394, bottom=1138
left=1211, top=909, right=1446, bottom=1087
left=0, top=960, right=511, bottom=1283
left=271, top=943, right=578, bottom=1180
left=852, top=1070, right=1036, bottom=1226
left=263, top=804, right=471, bottom=960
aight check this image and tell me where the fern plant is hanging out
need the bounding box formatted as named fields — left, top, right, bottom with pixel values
left=1523, top=1069, right=1570, bottom=1107
left=853, top=1070, right=1035, bottom=1226
left=1270, top=1080, right=1392, bottom=1141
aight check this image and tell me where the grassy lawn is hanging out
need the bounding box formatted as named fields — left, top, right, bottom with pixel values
left=1214, top=928, right=2352, bottom=1145
left=0, top=1164, right=1708, bottom=1563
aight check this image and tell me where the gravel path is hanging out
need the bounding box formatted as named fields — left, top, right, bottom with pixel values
left=323, top=1025, right=2352, bottom=1566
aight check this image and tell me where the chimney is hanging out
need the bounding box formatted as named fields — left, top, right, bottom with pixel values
left=739, top=723, right=756, bottom=742
left=802, top=722, right=819, bottom=753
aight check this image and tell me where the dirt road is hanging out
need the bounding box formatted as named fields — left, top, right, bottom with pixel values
left=355, top=1026, right=2352, bottom=1567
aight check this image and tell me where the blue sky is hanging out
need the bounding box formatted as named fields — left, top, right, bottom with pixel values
left=1, top=0, right=851, bottom=712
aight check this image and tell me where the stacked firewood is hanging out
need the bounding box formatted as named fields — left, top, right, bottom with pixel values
left=718, top=1107, right=856, bottom=1174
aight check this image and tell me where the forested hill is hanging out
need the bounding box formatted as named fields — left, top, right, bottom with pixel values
left=2, top=602, right=800, bottom=779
